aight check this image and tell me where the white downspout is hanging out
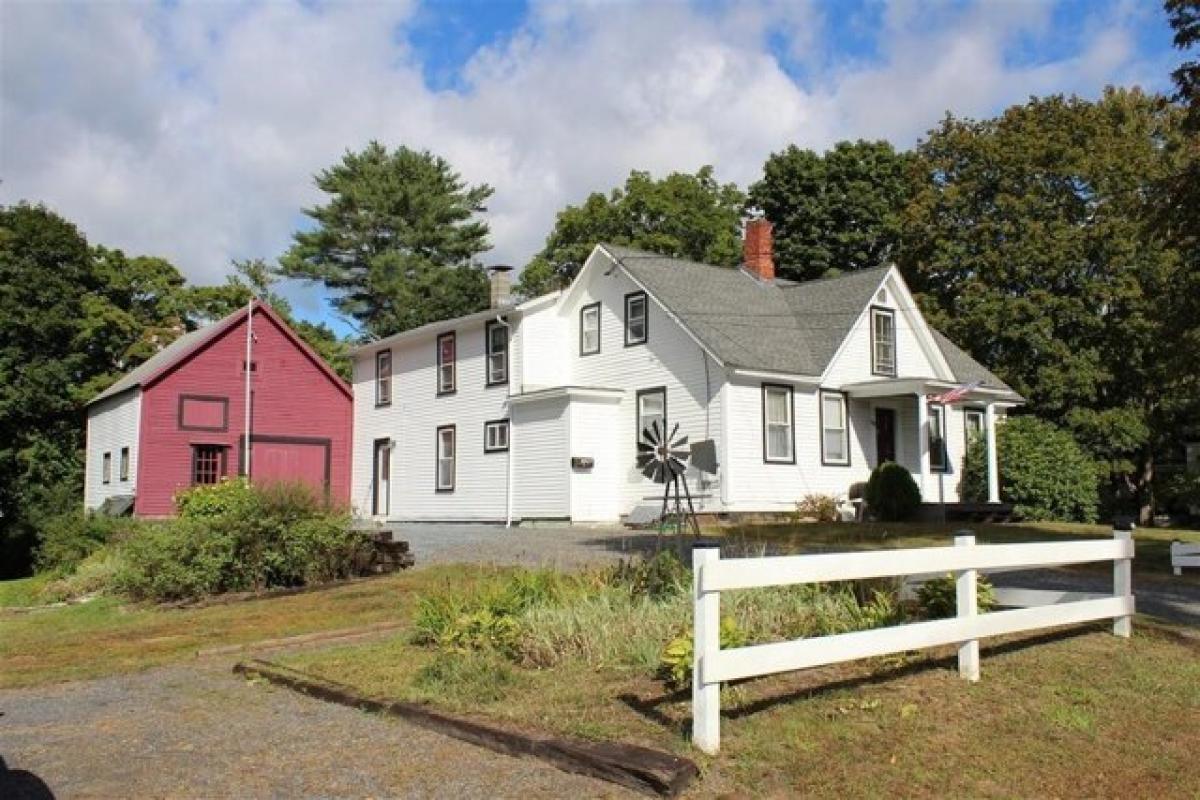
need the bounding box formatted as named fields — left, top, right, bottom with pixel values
left=985, top=402, right=1000, bottom=504
left=244, top=297, right=254, bottom=480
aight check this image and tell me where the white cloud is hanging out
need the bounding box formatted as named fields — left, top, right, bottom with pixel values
left=0, top=0, right=1171, bottom=322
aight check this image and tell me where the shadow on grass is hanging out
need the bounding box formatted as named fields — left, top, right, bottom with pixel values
left=617, top=623, right=1104, bottom=735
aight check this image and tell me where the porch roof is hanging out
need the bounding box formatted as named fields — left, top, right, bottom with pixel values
left=839, top=377, right=1024, bottom=404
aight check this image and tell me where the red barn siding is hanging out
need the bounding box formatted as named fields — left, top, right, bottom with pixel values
left=134, top=307, right=351, bottom=516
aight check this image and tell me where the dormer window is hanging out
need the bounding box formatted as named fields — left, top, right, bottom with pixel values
left=871, top=307, right=896, bottom=376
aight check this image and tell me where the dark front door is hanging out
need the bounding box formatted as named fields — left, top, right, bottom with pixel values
left=875, top=408, right=896, bottom=466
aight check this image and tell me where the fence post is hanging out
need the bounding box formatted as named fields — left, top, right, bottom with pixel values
left=692, top=542, right=721, bottom=754
left=1112, top=519, right=1134, bottom=638
left=955, top=531, right=980, bottom=682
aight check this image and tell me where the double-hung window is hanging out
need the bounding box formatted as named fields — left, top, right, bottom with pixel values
left=484, top=419, right=510, bottom=453
left=762, top=384, right=795, bottom=463
left=624, top=291, right=647, bottom=346
left=375, top=350, right=392, bottom=406
left=436, top=425, right=456, bottom=491
left=871, top=307, right=896, bottom=376
left=820, top=390, right=850, bottom=466
left=437, top=333, right=456, bottom=395
left=119, top=447, right=130, bottom=481
left=485, top=321, right=508, bottom=386
left=191, top=445, right=225, bottom=485
left=636, top=388, right=666, bottom=445
left=580, top=302, right=600, bottom=355
left=964, top=408, right=984, bottom=448
left=102, top=452, right=112, bottom=484
left=929, top=404, right=948, bottom=471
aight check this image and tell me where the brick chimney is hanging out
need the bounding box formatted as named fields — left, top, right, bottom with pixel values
left=489, top=265, right=514, bottom=308
left=743, top=218, right=774, bottom=282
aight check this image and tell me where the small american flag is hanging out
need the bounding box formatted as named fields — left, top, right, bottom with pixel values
left=927, top=381, right=981, bottom=405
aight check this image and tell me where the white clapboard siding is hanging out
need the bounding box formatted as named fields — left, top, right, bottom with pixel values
left=512, top=395, right=570, bottom=518
left=85, top=389, right=142, bottom=510
left=565, top=257, right=724, bottom=513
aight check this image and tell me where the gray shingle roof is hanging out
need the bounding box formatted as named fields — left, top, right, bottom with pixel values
left=601, top=244, right=1015, bottom=393
left=89, top=312, right=240, bottom=405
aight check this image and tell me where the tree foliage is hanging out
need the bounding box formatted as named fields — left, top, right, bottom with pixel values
left=748, top=140, right=916, bottom=282
left=899, top=89, right=1192, bottom=520
left=515, top=166, right=744, bottom=298
left=961, top=417, right=1099, bottom=523
left=278, top=141, right=493, bottom=337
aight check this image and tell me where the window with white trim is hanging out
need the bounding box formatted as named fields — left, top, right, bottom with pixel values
left=964, top=408, right=984, bottom=446
left=580, top=303, right=600, bottom=355
left=375, top=350, right=392, bottom=406
left=484, top=420, right=510, bottom=453
left=821, top=391, right=849, bottom=466
left=437, top=333, right=456, bottom=395
left=485, top=321, right=508, bottom=386
left=871, top=307, right=896, bottom=376
left=436, top=426, right=455, bottom=491
left=636, top=388, right=666, bottom=445
left=624, top=291, right=647, bottom=346
left=929, top=404, right=948, bottom=471
left=763, top=384, right=794, bottom=463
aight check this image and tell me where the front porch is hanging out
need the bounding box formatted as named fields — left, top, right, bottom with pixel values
left=840, top=377, right=1012, bottom=506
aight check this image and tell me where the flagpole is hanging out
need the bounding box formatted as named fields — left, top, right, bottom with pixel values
left=244, top=297, right=254, bottom=480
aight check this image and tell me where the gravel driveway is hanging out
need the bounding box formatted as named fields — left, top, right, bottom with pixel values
left=0, top=659, right=633, bottom=799
left=386, top=522, right=665, bottom=568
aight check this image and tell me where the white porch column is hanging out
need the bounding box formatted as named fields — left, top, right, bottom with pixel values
left=916, top=394, right=930, bottom=501
left=984, top=402, right=1000, bottom=504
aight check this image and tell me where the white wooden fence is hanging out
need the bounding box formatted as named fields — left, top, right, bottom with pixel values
left=1172, top=541, right=1200, bottom=575
left=690, top=526, right=1135, bottom=754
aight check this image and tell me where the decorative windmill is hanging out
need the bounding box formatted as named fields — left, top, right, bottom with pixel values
left=637, top=421, right=703, bottom=538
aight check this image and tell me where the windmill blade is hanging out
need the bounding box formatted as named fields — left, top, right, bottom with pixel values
left=637, top=441, right=656, bottom=453
left=652, top=419, right=663, bottom=443
left=670, top=434, right=689, bottom=448
left=641, top=462, right=659, bottom=481
left=668, top=422, right=679, bottom=441
left=636, top=454, right=655, bottom=468
left=669, top=449, right=690, bottom=460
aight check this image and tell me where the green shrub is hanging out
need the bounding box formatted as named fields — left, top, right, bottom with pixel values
left=37, top=548, right=127, bottom=603
left=961, top=416, right=1098, bottom=523
left=916, top=574, right=996, bottom=619
left=864, top=462, right=922, bottom=521
left=796, top=493, right=840, bottom=523
left=114, top=480, right=365, bottom=602
left=35, top=511, right=133, bottom=574
left=659, top=617, right=746, bottom=689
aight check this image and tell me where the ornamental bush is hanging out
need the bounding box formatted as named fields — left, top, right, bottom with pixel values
left=864, top=461, right=922, bottom=521
left=961, top=416, right=1098, bottom=523
left=114, top=479, right=369, bottom=601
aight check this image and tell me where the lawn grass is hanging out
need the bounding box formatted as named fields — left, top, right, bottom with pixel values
left=283, top=611, right=1200, bottom=798
left=708, top=520, right=1200, bottom=583
left=0, top=564, right=508, bottom=688
left=0, top=573, right=53, bottom=607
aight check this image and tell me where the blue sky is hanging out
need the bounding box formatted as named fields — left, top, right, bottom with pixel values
left=0, top=0, right=1182, bottom=336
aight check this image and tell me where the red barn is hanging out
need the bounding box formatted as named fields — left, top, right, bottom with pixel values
left=85, top=301, right=352, bottom=516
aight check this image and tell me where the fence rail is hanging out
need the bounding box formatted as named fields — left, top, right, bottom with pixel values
left=1172, top=541, right=1200, bottom=575
left=690, top=526, right=1135, bottom=754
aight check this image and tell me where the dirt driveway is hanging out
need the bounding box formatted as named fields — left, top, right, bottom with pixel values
left=0, top=659, right=632, bottom=799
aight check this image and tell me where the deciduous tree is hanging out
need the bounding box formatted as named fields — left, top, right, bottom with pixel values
left=516, top=166, right=744, bottom=297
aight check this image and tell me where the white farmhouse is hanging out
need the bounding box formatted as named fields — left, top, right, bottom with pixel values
left=351, top=221, right=1023, bottom=524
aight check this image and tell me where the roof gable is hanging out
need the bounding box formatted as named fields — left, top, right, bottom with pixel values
left=89, top=302, right=350, bottom=405
left=586, top=244, right=1015, bottom=394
